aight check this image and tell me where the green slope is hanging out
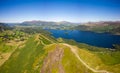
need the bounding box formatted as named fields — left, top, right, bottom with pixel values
left=0, top=34, right=51, bottom=73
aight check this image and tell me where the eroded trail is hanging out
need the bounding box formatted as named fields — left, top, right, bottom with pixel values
left=40, top=45, right=65, bottom=73
left=63, top=43, right=110, bottom=73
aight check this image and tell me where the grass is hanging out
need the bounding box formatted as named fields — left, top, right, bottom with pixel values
left=0, top=42, right=14, bottom=53
left=77, top=48, right=103, bottom=69
left=0, top=33, right=120, bottom=73
left=61, top=44, right=93, bottom=73
left=76, top=47, right=120, bottom=73
left=60, top=38, right=120, bottom=73
left=43, top=43, right=93, bottom=73
left=0, top=34, right=52, bottom=73
left=96, top=51, right=120, bottom=65
left=39, top=35, right=52, bottom=44
left=63, top=38, right=120, bottom=64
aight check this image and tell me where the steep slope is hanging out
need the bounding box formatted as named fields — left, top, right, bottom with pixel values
left=41, top=44, right=64, bottom=73
left=41, top=43, right=93, bottom=73
left=0, top=34, right=52, bottom=73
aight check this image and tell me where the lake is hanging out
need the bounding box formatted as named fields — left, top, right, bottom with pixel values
left=46, top=29, right=120, bottom=48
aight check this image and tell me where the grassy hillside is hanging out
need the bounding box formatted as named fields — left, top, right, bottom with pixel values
left=0, top=31, right=120, bottom=73
left=61, top=44, right=93, bottom=73
left=0, top=34, right=94, bottom=73
left=41, top=43, right=93, bottom=73
left=0, top=34, right=52, bottom=73
left=62, top=39, right=120, bottom=73
left=77, top=48, right=120, bottom=73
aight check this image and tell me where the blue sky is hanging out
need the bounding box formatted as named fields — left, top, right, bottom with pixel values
left=0, top=0, right=120, bottom=23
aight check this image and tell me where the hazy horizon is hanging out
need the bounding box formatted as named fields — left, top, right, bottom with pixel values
left=1, top=20, right=120, bottom=24
left=0, top=0, right=120, bottom=23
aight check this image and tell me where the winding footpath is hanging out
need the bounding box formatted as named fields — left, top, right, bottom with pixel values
left=63, top=43, right=110, bottom=73
left=38, top=34, right=111, bottom=73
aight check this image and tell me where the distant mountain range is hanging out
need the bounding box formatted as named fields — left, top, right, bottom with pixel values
left=0, top=23, right=13, bottom=32
left=74, top=21, right=120, bottom=35
left=20, top=20, right=79, bottom=26
left=1, top=20, right=120, bottom=34
left=16, top=20, right=79, bottom=29
left=84, top=21, right=120, bottom=26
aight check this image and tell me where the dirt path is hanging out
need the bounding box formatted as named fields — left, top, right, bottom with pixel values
left=39, top=34, right=54, bottom=43
left=40, top=45, right=64, bottom=73
left=40, top=40, right=46, bottom=46
left=63, top=43, right=110, bottom=73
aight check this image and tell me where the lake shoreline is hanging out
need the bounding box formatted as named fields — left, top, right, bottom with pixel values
left=46, top=29, right=120, bottom=48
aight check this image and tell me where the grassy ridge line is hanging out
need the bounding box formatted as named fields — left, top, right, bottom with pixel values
left=43, top=43, right=93, bottom=73
left=63, top=43, right=110, bottom=73
left=38, top=35, right=113, bottom=73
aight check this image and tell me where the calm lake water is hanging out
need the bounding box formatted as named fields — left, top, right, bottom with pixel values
left=47, top=29, right=120, bottom=48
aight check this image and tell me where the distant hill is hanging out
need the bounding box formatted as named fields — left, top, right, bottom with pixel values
left=16, top=20, right=79, bottom=29
left=2, top=20, right=120, bottom=35
left=22, top=20, right=77, bottom=25
left=0, top=23, right=12, bottom=32
left=74, top=21, right=120, bottom=35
